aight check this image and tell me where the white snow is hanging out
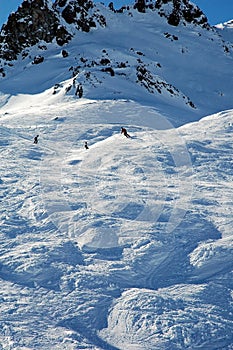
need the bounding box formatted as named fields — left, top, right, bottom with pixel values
left=0, top=3, right=233, bottom=350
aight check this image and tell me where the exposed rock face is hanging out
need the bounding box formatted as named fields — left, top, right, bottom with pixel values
left=55, top=0, right=106, bottom=31
left=0, top=0, right=209, bottom=63
left=0, top=0, right=106, bottom=61
left=134, top=0, right=146, bottom=13
left=154, top=0, right=208, bottom=27
left=0, top=0, right=71, bottom=61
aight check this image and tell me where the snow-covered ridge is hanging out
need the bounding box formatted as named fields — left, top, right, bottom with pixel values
left=215, top=19, right=233, bottom=43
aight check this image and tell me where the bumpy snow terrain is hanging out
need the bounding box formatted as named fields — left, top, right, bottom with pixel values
left=0, top=88, right=233, bottom=349
left=0, top=1, right=233, bottom=349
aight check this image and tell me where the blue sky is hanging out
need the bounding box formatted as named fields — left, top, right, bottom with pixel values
left=0, top=0, right=233, bottom=28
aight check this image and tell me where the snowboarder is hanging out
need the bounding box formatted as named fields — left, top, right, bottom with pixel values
left=84, top=141, right=89, bottom=150
left=34, top=135, right=39, bottom=144
left=121, top=127, right=130, bottom=138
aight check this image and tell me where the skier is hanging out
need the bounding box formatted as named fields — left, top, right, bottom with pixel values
left=121, top=127, right=130, bottom=138
left=84, top=141, right=89, bottom=149
left=34, top=135, right=39, bottom=144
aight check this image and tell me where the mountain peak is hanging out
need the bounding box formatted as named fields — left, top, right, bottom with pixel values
left=1, top=0, right=231, bottom=121
left=0, top=0, right=209, bottom=62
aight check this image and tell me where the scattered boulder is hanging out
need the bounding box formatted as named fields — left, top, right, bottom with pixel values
left=33, top=55, right=44, bottom=64
left=62, top=49, right=69, bottom=57
left=101, top=67, right=115, bottom=76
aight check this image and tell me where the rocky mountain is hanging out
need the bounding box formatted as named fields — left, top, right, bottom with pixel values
left=0, top=0, right=208, bottom=62
left=0, top=0, right=232, bottom=123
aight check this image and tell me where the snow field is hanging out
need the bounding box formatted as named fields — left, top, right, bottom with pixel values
left=0, top=91, right=233, bottom=349
left=1, top=2, right=233, bottom=348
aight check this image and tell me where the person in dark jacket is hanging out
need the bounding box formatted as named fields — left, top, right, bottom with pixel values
left=34, top=135, right=39, bottom=144
left=84, top=141, right=89, bottom=149
left=121, top=127, right=130, bottom=138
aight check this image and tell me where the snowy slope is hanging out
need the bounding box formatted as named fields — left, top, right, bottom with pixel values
left=215, top=20, right=233, bottom=43
left=0, top=1, right=233, bottom=349
left=0, top=87, right=233, bottom=349
left=0, top=4, right=233, bottom=126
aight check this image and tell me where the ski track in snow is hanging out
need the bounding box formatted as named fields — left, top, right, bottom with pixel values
left=0, top=94, right=233, bottom=350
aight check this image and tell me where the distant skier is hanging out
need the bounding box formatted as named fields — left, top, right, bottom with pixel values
left=84, top=141, right=89, bottom=150
left=121, top=127, right=130, bottom=138
left=34, top=135, right=39, bottom=144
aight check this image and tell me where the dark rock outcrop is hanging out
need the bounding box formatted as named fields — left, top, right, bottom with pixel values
left=54, top=0, right=106, bottom=32
left=155, top=0, right=209, bottom=27
left=33, top=55, right=44, bottom=64
left=0, top=0, right=209, bottom=64
left=0, top=0, right=71, bottom=61
left=134, top=0, right=146, bottom=13
left=0, top=0, right=106, bottom=62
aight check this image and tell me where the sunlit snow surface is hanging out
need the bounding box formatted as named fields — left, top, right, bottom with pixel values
left=0, top=5, right=233, bottom=349
left=0, top=91, right=232, bottom=349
